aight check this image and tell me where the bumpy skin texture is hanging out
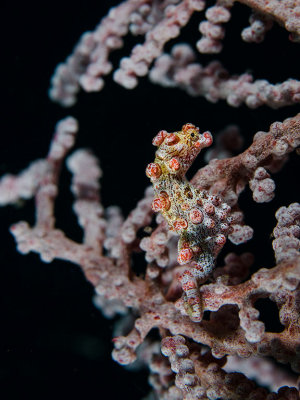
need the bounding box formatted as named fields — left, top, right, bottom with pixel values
left=146, top=124, right=232, bottom=320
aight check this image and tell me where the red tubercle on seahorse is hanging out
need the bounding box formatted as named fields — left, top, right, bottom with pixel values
left=177, top=247, right=194, bottom=264
left=152, top=130, right=167, bottom=146
left=182, top=123, right=199, bottom=133
left=173, top=217, right=188, bottom=231
left=168, top=158, right=180, bottom=171
left=152, top=191, right=171, bottom=212
left=165, top=133, right=179, bottom=146
left=189, top=208, right=204, bottom=224
left=146, top=162, right=162, bottom=179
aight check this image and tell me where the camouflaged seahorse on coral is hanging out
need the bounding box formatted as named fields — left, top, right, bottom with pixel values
left=146, top=123, right=233, bottom=321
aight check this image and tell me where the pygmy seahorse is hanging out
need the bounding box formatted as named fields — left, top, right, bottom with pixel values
left=146, top=123, right=232, bottom=321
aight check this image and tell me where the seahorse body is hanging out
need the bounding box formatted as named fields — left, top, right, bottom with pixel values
left=146, top=123, right=232, bottom=321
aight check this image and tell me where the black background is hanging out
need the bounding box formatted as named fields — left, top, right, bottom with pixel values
left=0, top=1, right=299, bottom=398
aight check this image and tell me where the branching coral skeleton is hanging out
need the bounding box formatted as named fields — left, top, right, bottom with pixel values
left=1, top=0, right=300, bottom=399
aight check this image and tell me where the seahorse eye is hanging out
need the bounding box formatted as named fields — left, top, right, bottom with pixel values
left=191, top=133, right=195, bottom=138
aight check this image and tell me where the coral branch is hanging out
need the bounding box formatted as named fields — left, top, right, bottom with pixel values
left=150, top=44, right=300, bottom=109
left=192, top=113, right=300, bottom=204
left=49, top=0, right=300, bottom=106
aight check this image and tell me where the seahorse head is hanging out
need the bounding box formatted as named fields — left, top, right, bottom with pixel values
left=149, top=123, right=213, bottom=177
